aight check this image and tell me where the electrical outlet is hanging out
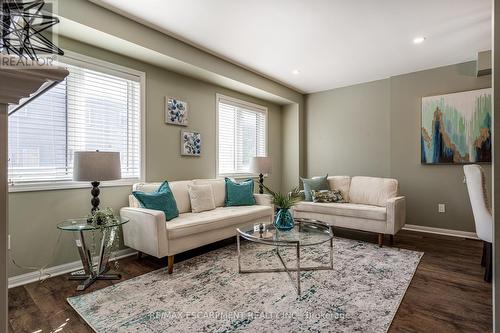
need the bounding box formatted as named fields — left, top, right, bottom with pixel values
left=438, top=204, right=446, bottom=213
left=8, top=235, right=10, bottom=250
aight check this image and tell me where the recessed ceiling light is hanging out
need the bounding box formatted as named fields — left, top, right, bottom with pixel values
left=413, top=36, right=426, bottom=44
left=292, top=69, right=300, bottom=75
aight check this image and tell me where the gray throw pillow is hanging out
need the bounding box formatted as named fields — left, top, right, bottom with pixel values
left=301, top=175, right=330, bottom=201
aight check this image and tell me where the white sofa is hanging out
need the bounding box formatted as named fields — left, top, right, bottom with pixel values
left=120, top=179, right=273, bottom=273
left=293, top=176, right=406, bottom=246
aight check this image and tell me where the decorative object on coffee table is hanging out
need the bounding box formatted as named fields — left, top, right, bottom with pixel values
left=165, top=97, right=188, bottom=126
left=57, top=216, right=129, bottom=291
left=250, top=156, right=272, bottom=194
left=260, top=183, right=302, bottom=231
left=73, top=151, right=121, bottom=215
left=181, top=130, right=201, bottom=156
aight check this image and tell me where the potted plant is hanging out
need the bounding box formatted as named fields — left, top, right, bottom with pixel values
left=260, top=183, right=303, bottom=231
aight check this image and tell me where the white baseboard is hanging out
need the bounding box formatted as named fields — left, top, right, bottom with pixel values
left=403, top=224, right=479, bottom=240
left=8, top=248, right=137, bottom=289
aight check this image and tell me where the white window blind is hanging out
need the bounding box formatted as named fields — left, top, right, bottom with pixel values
left=8, top=58, right=142, bottom=185
left=217, top=95, right=267, bottom=176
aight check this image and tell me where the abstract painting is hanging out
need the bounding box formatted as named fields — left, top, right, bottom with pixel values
left=165, top=97, right=188, bottom=126
left=421, top=88, right=492, bottom=164
left=181, top=131, right=201, bottom=156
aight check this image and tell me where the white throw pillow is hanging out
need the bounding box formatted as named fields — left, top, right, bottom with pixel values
left=193, top=179, right=226, bottom=207
left=188, top=184, right=216, bottom=213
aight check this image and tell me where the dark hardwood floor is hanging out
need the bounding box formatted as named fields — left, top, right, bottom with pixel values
left=8, top=230, right=492, bottom=333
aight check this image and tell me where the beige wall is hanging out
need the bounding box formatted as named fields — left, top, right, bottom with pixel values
left=390, top=61, right=491, bottom=232
left=306, top=79, right=391, bottom=178
left=281, top=104, right=300, bottom=192
left=306, top=61, right=491, bottom=232
left=9, top=187, right=130, bottom=278
left=8, top=37, right=283, bottom=278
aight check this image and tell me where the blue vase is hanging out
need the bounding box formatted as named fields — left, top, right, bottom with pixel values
left=274, top=208, right=295, bottom=231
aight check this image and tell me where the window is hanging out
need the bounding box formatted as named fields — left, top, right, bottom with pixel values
left=8, top=54, right=143, bottom=190
left=217, top=94, right=267, bottom=176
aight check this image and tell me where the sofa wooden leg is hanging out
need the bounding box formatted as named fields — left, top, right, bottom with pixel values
left=484, top=242, right=492, bottom=283
left=378, top=234, right=384, bottom=247
left=168, top=255, right=174, bottom=274
left=137, top=251, right=143, bottom=260
left=481, top=241, right=487, bottom=267
left=389, top=235, right=394, bottom=246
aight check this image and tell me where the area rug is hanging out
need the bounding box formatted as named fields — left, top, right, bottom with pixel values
left=67, top=237, right=423, bottom=333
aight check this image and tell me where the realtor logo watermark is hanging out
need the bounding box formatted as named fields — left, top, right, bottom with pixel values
left=0, top=55, right=57, bottom=68
left=142, top=310, right=347, bottom=321
left=0, top=0, right=63, bottom=69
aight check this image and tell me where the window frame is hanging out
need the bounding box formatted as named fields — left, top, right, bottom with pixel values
left=215, top=93, right=268, bottom=178
left=8, top=51, right=146, bottom=193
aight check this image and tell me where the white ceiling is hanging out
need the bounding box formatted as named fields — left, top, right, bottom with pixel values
left=93, top=0, right=492, bottom=94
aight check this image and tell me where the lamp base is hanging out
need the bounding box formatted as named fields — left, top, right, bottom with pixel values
left=91, top=181, right=100, bottom=214
left=258, top=173, right=264, bottom=194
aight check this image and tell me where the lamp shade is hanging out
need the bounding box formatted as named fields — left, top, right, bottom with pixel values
left=250, top=156, right=272, bottom=175
left=73, top=151, right=121, bottom=181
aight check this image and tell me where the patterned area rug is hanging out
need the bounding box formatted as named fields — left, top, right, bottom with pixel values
left=68, top=237, right=423, bottom=333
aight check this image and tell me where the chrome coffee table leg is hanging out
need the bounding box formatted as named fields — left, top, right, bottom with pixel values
left=329, top=226, right=334, bottom=269
left=237, top=233, right=242, bottom=273
left=296, top=242, right=301, bottom=295
left=275, top=242, right=301, bottom=295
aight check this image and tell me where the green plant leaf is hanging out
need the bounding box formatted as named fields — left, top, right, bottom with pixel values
left=255, top=181, right=303, bottom=209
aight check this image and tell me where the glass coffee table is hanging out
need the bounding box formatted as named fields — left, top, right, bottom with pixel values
left=57, top=216, right=129, bottom=291
left=236, top=218, right=333, bottom=295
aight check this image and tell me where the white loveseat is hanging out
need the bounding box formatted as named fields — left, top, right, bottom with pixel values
left=293, top=176, right=406, bottom=246
left=120, top=179, right=273, bottom=273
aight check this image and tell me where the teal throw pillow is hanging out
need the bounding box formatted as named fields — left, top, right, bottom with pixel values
left=225, top=178, right=256, bottom=206
left=301, top=175, right=330, bottom=201
left=132, top=181, right=179, bottom=221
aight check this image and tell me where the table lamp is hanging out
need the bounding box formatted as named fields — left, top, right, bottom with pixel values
left=250, top=156, right=272, bottom=194
left=73, top=151, right=121, bottom=214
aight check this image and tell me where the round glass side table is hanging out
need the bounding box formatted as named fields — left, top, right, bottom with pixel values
left=57, top=216, right=129, bottom=291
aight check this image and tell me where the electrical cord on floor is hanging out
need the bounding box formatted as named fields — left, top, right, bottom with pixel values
left=9, top=229, right=64, bottom=284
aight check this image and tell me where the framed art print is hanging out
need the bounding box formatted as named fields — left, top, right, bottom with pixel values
left=166, top=97, right=188, bottom=126
left=181, top=130, right=201, bottom=156
left=421, top=88, right=491, bottom=164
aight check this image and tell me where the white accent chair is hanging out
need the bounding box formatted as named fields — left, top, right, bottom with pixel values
left=120, top=179, right=273, bottom=273
left=293, top=176, right=406, bottom=247
left=464, top=164, right=492, bottom=282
